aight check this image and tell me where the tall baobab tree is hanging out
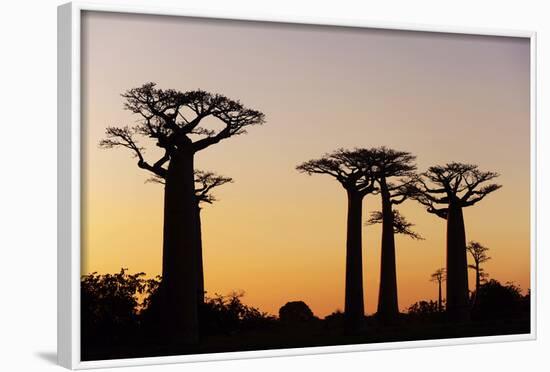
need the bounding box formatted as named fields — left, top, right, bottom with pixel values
left=412, top=163, right=501, bottom=321
left=297, top=148, right=377, bottom=331
left=369, top=147, right=417, bottom=321
left=148, top=170, right=233, bottom=306
left=430, top=268, right=446, bottom=312
left=367, top=208, right=423, bottom=320
left=194, top=171, right=233, bottom=306
left=466, top=241, right=491, bottom=299
left=100, top=83, right=264, bottom=343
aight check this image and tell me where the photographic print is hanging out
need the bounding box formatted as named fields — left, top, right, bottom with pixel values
left=77, top=10, right=532, bottom=362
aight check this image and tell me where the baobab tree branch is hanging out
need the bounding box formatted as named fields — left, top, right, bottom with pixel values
left=153, top=150, right=170, bottom=169
left=462, top=183, right=502, bottom=205
left=296, top=158, right=349, bottom=183
left=145, top=174, right=165, bottom=185
left=122, top=84, right=185, bottom=135
left=99, top=126, right=168, bottom=177
left=427, top=205, right=448, bottom=219
left=194, top=171, right=233, bottom=204
left=367, top=210, right=424, bottom=240
left=192, top=108, right=264, bottom=152
left=391, top=194, right=408, bottom=205
left=146, top=169, right=233, bottom=205
left=416, top=177, right=447, bottom=194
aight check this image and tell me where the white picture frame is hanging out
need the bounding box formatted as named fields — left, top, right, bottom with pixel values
left=58, top=1, right=537, bottom=369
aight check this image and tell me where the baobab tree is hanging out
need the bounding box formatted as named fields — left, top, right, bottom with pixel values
left=148, top=170, right=233, bottom=306
left=412, top=163, right=501, bottom=321
left=296, top=148, right=377, bottom=331
left=100, top=83, right=264, bottom=343
left=369, top=147, right=417, bottom=321
left=367, top=208, right=422, bottom=320
left=430, top=268, right=446, bottom=312
left=467, top=241, right=491, bottom=300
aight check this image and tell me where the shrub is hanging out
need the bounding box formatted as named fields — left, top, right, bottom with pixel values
left=472, top=279, right=527, bottom=320
left=278, top=301, right=315, bottom=323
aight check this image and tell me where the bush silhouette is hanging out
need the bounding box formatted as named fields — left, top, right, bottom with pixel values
left=279, top=301, right=315, bottom=323
left=407, top=300, right=441, bottom=322
left=81, top=269, right=150, bottom=357
left=200, top=292, right=276, bottom=335
left=471, top=280, right=526, bottom=321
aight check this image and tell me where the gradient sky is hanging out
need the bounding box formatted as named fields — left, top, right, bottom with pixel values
left=81, top=11, right=531, bottom=317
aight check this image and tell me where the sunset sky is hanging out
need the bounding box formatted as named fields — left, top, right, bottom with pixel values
left=81, top=11, right=531, bottom=317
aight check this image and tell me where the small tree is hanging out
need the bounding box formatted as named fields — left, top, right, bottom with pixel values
left=297, top=148, right=377, bottom=331
left=412, top=163, right=501, bottom=321
left=100, top=83, right=264, bottom=342
left=466, top=241, right=491, bottom=301
left=81, top=269, right=148, bottom=357
left=430, top=268, right=446, bottom=312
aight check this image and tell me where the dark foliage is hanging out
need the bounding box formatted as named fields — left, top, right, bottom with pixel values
left=279, top=301, right=316, bottom=323
left=408, top=300, right=440, bottom=318
left=471, top=280, right=529, bottom=321
left=82, top=270, right=530, bottom=361
left=139, top=281, right=276, bottom=337
left=199, top=292, right=277, bottom=335
left=81, top=269, right=152, bottom=357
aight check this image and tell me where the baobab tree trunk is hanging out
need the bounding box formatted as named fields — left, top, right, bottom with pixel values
left=377, top=182, right=399, bottom=322
left=445, top=203, right=470, bottom=322
left=475, top=263, right=480, bottom=295
left=438, top=280, right=443, bottom=311
left=196, top=206, right=205, bottom=306
left=160, top=150, right=199, bottom=344
left=470, top=262, right=480, bottom=307
left=344, top=190, right=365, bottom=332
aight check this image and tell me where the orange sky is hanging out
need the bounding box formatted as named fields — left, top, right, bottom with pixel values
left=81, top=11, right=531, bottom=317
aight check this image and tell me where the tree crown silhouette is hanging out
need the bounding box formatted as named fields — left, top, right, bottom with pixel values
left=467, top=241, right=491, bottom=266
left=371, top=146, right=417, bottom=203
left=296, top=148, right=377, bottom=194
left=99, top=82, right=265, bottom=176
left=430, top=268, right=447, bottom=283
left=412, top=162, right=501, bottom=218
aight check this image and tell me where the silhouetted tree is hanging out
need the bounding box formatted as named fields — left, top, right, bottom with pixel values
left=368, top=147, right=417, bottom=322
left=81, top=269, right=149, bottom=358
left=430, top=268, right=446, bottom=311
left=471, top=280, right=524, bottom=321
left=279, top=301, right=316, bottom=323
left=148, top=170, right=233, bottom=306
left=297, top=148, right=377, bottom=331
left=100, top=83, right=264, bottom=343
left=407, top=300, right=440, bottom=319
left=466, top=241, right=491, bottom=307
left=368, top=208, right=422, bottom=321
left=412, top=163, right=501, bottom=321
left=201, top=291, right=276, bottom=335
left=466, top=241, right=491, bottom=297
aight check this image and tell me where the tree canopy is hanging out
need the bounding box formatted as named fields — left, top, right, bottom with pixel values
left=412, top=162, right=502, bottom=218
left=99, top=83, right=265, bottom=176
left=296, top=148, right=378, bottom=195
